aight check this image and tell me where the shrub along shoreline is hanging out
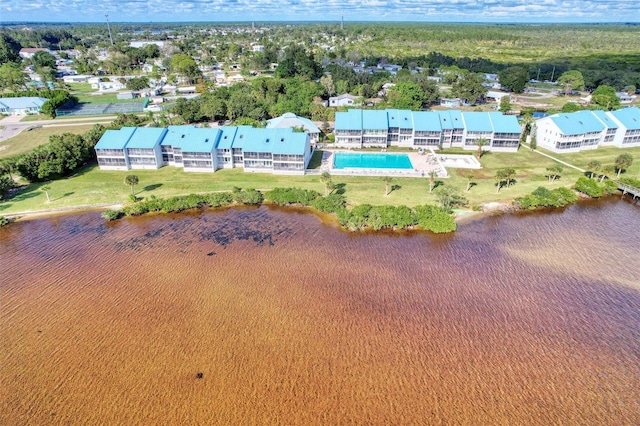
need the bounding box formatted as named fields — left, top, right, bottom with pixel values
left=102, top=187, right=458, bottom=234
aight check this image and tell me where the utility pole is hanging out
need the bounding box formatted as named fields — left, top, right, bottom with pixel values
left=105, top=14, right=114, bottom=46
left=550, top=65, right=555, bottom=83
left=341, top=13, right=344, bottom=31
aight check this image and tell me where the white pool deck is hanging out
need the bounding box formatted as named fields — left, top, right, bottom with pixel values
left=310, top=149, right=481, bottom=178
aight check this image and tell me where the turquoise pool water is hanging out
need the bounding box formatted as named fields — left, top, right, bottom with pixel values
left=333, top=153, right=413, bottom=169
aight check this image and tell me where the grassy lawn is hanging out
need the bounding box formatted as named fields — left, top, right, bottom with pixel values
left=535, top=145, right=640, bottom=176
left=0, top=125, right=97, bottom=159
left=67, top=82, right=145, bottom=105
left=2, top=145, right=639, bottom=216
left=19, top=114, right=50, bottom=122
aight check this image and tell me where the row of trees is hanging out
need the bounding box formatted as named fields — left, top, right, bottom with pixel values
left=586, top=154, right=634, bottom=181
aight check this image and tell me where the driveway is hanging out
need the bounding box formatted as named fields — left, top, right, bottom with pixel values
left=0, top=115, right=117, bottom=143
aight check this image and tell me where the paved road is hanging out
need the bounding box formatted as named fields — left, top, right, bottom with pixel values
left=0, top=115, right=118, bottom=143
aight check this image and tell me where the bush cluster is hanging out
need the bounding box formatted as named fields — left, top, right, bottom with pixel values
left=102, top=191, right=242, bottom=220
left=0, top=175, right=16, bottom=200
left=514, top=186, right=578, bottom=210
left=574, top=177, right=617, bottom=198
left=0, top=215, right=9, bottom=227
left=264, top=187, right=456, bottom=233
left=619, top=177, right=640, bottom=188
left=103, top=187, right=457, bottom=233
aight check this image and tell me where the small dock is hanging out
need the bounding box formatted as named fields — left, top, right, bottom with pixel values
left=618, top=182, right=640, bottom=199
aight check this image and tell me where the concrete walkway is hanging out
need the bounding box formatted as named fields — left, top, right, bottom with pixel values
left=520, top=142, right=586, bottom=173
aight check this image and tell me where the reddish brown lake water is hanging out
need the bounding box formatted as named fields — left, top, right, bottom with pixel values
left=1, top=199, right=640, bottom=425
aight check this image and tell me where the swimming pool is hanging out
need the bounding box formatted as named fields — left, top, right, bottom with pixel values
left=333, top=153, right=414, bottom=169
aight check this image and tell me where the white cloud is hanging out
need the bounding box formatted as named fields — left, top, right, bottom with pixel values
left=1, top=0, right=638, bottom=22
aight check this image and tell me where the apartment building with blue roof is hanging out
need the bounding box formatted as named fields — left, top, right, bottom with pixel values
left=94, top=127, right=137, bottom=170
left=333, top=109, right=521, bottom=152
left=125, top=127, right=167, bottom=169
left=609, top=107, right=640, bottom=147
left=95, top=125, right=312, bottom=175
left=535, top=107, right=640, bottom=153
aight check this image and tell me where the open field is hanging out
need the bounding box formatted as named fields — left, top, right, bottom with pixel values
left=0, top=125, right=97, bottom=159
left=352, top=24, right=640, bottom=66
left=2, top=145, right=639, bottom=216
left=67, top=82, right=143, bottom=105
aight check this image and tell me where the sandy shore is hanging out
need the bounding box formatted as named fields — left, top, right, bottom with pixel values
left=3, top=204, right=123, bottom=222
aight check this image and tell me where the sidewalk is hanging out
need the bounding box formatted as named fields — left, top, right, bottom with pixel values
left=520, top=143, right=586, bottom=173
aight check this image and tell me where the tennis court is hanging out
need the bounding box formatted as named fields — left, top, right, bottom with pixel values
left=56, top=101, right=147, bottom=117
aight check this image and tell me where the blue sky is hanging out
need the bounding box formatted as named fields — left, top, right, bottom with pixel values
left=2, top=0, right=639, bottom=23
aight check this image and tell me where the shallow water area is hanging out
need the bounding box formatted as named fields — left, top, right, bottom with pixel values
left=1, top=199, right=639, bottom=425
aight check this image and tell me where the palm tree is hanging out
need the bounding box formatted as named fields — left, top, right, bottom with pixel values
left=615, top=154, right=633, bottom=178
left=465, top=174, right=474, bottom=192
left=476, top=138, right=487, bottom=160
left=320, top=171, right=333, bottom=196
left=495, top=168, right=516, bottom=193
left=383, top=176, right=392, bottom=196
left=546, top=165, right=563, bottom=182
left=40, top=185, right=51, bottom=203
left=124, top=174, right=139, bottom=195
left=428, top=170, right=438, bottom=192
left=600, top=165, right=615, bottom=183
left=587, top=160, right=601, bottom=179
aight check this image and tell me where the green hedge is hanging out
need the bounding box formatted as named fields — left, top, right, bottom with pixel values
left=619, top=177, right=640, bottom=188
left=574, top=177, right=618, bottom=198
left=104, top=187, right=457, bottom=234
left=514, top=186, right=578, bottom=209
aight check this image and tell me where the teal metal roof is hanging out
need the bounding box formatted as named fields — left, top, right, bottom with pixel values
left=550, top=110, right=604, bottom=135
left=412, top=111, right=442, bottom=132
left=179, top=128, right=220, bottom=153
left=95, top=127, right=136, bottom=150
left=387, top=109, right=413, bottom=129
left=609, top=107, right=640, bottom=130
left=239, top=128, right=307, bottom=155
left=161, top=125, right=196, bottom=147
left=335, top=109, right=362, bottom=131
left=387, top=109, right=401, bottom=128
left=216, top=126, right=238, bottom=149
left=592, top=110, right=618, bottom=129
left=397, top=109, right=413, bottom=128
left=126, top=127, right=167, bottom=149
left=362, top=110, right=388, bottom=130
left=266, top=112, right=320, bottom=133
left=230, top=126, right=254, bottom=150
left=462, top=112, right=493, bottom=132
left=488, top=112, right=521, bottom=133
left=443, top=110, right=464, bottom=129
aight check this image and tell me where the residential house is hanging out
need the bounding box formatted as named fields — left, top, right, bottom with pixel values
left=440, top=98, right=461, bottom=108
left=0, top=97, right=48, bottom=116
left=19, top=48, right=49, bottom=59
left=329, top=93, right=360, bottom=107
left=266, top=112, right=321, bottom=144
left=485, top=91, right=510, bottom=103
